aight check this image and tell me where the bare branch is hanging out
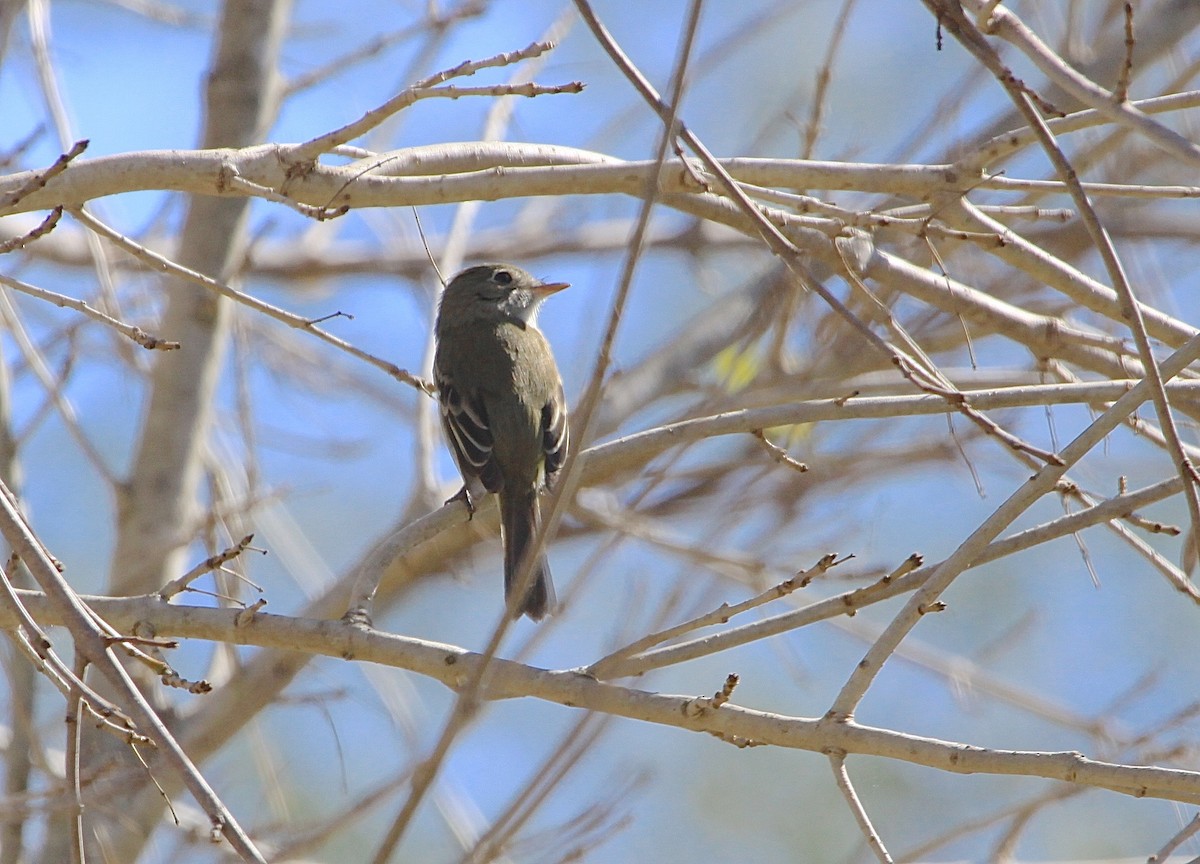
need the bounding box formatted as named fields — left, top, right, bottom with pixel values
left=0, top=140, right=87, bottom=212
left=159, top=534, right=262, bottom=600
left=0, top=206, right=61, bottom=254
left=9, top=592, right=1200, bottom=807
left=829, top=751, right=893, bottom=864
left=293, top=41, right=580, bottom=160
left=588, top=553, right=843, bottom=679
left=70, top=207, right=429, bottom=392
left=0, top=272, right=179, bottom=351
left=0, top=482, right=268, bottom=862
left=968, top=0, right=1200, bottom=166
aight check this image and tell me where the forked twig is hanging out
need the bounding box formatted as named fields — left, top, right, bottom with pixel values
left=160, top=534, right=262, bottom=600
left=929, top=0, right=1200, bottom=594
left=294, top=42, right=581, bottom=160
left=589, top=553, right=846, bottom=679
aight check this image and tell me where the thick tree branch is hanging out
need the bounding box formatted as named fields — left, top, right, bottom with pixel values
left=5, top=592, right=1198, bottom=806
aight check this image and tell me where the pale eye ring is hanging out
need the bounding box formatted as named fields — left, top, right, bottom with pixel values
left=492, top=270, right=513, bottom=286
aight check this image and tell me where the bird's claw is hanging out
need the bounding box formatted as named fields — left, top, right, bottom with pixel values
left=446, top=485, right=476, bottom=519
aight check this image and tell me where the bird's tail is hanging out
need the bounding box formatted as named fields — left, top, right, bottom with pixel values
left=501, top=489, right=556, bottom=620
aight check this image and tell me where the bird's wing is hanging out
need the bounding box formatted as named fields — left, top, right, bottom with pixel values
left=541, top=380, right=569, bottom=486
left=438, top=375, right=503, bottom=493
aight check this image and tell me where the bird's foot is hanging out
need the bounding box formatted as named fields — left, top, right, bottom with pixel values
left=446, top=485, right=477, bottom=519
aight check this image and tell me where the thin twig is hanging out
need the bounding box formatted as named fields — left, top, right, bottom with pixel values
left=1147, top=811, right=1200, bottom=862
left=572, top=491, right=771, bottom=581
left=0, top=124, right=45, bottom=168
left=0, top=140, right=87, bottom=212
left=225, top=174, right=348, bottom=221
left=0, top=273, right=180, bottom=351
left=69, top=207, right=430, bottom=393
left=0, top=206, right=62, bottom=254
left=589, top=553, right=843, bottom=679
left=0, top=289, right=117, bottom=484
left=383, top=8, right=691, bottom=858
left=410, top=208, right=444, bottom=287
left=283, top=2, right=487, bottom=96
left=1114, top=2, right=1134, bottom=103
left=928, top=0, right=1200, bottom=594
left=160, top=534, right=261, bottom=600
left=898, top=785, right=1084, bottom=862
left=293, top=41, right=576, bottom=160
left=461, top=714, right=613, bottom=864
left=528, top=0, right=706, bottom=609
left=67, top=654, right=85, bottom=864
left=751, top=429, right=808, bottom=473
left=801, top=0, right=859, bottom=159
left=829, top=751, right=894, bottom=863
left=369, top=11, right=701, bottom=860
left=990, top=794, right=1046, bottom=861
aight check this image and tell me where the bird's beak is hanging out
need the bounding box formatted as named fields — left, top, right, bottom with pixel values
left=534, top=280, right=570, bottom=296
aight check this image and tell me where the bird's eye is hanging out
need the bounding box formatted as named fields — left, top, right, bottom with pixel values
left=492, top=270, right=513, bottom=286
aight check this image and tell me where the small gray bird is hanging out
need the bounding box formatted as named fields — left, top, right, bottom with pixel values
left=434, top=264, right=570, bottom=620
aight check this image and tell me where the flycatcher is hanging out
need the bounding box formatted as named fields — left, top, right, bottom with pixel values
left=434, top=263, right=569, bottom=620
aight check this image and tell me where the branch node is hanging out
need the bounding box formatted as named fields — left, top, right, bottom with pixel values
left=234, top=598, right=267, bottom=628
left=683, top=673, right=740, bottom=716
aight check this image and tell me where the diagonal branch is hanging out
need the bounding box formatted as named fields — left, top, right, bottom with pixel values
left=827, top=327, right=1200, bottom=718
left=829, top=752, right=893, bottom=864
left=927, top=0, right=1200, bottom=601
left=0, top=273, right=179, bottom=351
left=968, top=0, right=1200, bottom=166
left=70, top=207, right=429, bottom=392
left=0, top=481, right=268, bottom=863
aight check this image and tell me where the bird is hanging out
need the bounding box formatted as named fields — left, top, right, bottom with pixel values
left=433, top=263, right=570, bottom=620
